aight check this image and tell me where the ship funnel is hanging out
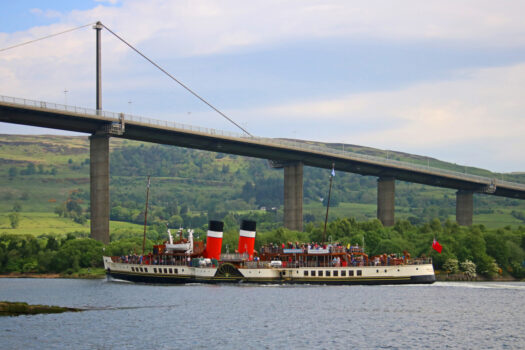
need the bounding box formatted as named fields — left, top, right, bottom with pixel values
left=238, top=220, right=256, bottom=260
left=205, top=220, right=224, bottom=260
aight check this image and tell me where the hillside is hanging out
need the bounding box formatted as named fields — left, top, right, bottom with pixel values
left=1, top=134, right=525, bottom=236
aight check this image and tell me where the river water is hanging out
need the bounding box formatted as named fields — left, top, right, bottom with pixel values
left=1, top=278, right=524, bottom=349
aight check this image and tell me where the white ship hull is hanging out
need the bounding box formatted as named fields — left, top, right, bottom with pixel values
left=103, top=257, right=435, bottom=285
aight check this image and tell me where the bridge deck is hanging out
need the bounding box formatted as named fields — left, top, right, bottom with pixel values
left=1, top=94, right=524, bottom=199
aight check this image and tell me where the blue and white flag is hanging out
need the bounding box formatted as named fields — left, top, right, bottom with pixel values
left=331, top=167, right=335, bottom=177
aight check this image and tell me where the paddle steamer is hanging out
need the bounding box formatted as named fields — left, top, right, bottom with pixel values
left=103, top=220, right=435, bottom=285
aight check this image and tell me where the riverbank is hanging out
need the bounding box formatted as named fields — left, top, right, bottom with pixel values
left=0, top=268, right=105, bottom=279
left=435, top=272, right=518, bottom=282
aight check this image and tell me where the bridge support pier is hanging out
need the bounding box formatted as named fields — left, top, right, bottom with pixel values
left=377, top=177, right=395, bottom=226
left=456, top=190, right=473, bottom=226
left=284, top=162, right=303, bottom=231
left=90, top=133, right=110, bottom=244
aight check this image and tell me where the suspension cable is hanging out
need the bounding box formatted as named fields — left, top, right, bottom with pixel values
left=0, top=21, right=251, bottom=136
left=0, top=22, right=96, bottom=53
left=101, top=23, right=252, bottom=136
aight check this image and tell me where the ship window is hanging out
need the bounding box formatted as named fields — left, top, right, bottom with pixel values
left=311, top=270, right=316, bottom=277
left=153, top=268, right=157, bottom=273
left=349, top=270, right=354, bottom=276
left=341, top=270, right=346, bottom=277
left=169, top=268, right=173, bottom=274
left=164, top=268, right=168, bottom=273
left=139, top=267, right=143, bottom=272
left=376, top=269, right=379, bottom=273
left=333, top=270, right=338, bottom=277
left=326, top=271, right=331, bottom=277
left=384, top=269, right=387, bottom=273
left=175, top=269, right=178, bottom=274
left=283, top=271, right=286, bottom=275
left=144, top=268, right=148, bottom=273
left=318, top=271, right=323, bottom=277
left=131, top=267, right=135, bottom=272
left=357, top=270, right=362, bottom=276
left=304, top=271, right=308, bottom=276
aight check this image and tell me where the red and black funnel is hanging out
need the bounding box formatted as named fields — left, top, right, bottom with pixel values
left=238, top=220, right=256, bottom=260
left=205, top=220, right=224, bottom=260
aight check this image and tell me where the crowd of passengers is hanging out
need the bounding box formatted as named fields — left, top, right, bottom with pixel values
left=260, top=242, right=363, bottom=254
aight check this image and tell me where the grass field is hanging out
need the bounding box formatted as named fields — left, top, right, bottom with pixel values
left=0, top=212, right=143, bottom=236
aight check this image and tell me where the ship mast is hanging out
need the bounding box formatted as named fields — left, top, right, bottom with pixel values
left=142, top=175, right=151, bottom=255
left=322, top=163, right=335, bottom=243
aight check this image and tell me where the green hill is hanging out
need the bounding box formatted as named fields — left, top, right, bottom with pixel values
left=1, top=134, right=525, bottom=236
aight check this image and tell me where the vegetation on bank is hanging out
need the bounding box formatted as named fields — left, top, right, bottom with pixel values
left=2, top=135, right=525, bottom=231
left=1, top=218, right=524, bottom=279
left=0, top=301, right=82, bottom=316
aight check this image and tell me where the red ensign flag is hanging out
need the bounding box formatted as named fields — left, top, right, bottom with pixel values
left=432, top=239, right=443, bottom=253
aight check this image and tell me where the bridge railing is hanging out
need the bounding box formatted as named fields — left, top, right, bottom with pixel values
left=2, top=94, right=525, bottom=191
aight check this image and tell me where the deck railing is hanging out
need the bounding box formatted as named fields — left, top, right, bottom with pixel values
left=2, top=94, right=525, bottom=191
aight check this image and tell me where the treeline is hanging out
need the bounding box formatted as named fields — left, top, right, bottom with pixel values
left=1, top=218, right=525, bottom=278
left=0, top=232, right=156, bottom=275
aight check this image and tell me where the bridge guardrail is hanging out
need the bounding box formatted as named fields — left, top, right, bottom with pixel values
left=2, top=94, right=525, bottom=191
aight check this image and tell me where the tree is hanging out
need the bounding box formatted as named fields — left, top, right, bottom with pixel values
left=460, top=260, right=477, bottom=279
left=8, top=212, right=20, bottom=229
left=12, top=203, right=22, bottom=212
left=8, top=167, right=18, bottom=179
left=443, top=258, right=459, bottom=274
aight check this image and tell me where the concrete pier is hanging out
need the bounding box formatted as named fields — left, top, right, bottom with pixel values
left=284, top=162, right=303, bottom=231
left=377, top=177, right=395, bottom=226
left=90, top=133, right=110, bottom=244
left=456, top=190, right=473, bottom=226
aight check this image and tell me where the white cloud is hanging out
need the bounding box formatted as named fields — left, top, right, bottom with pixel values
left=246, top=63, right=525, bottom=171
left=2, top=0, right=525, bottom=172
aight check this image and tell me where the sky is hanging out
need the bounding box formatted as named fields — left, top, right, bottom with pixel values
left=1, top=0, right=525, bottom=172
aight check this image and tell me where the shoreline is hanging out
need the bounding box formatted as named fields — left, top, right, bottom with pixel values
left=435, top=273, right=518, bottom=282
left=0, top=272, right=105, bottom=279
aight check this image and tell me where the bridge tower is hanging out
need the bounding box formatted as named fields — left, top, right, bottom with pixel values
left=456, top=190, right=473, bottom=226
left=283, top=162, right=303, bottom=231
left=377, top=177, right=395, bottom=226
left=90, top=22, right=110, bottom=244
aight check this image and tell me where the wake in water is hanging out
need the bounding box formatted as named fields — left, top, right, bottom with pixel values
left=435, top=281, right=525, bottom=290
